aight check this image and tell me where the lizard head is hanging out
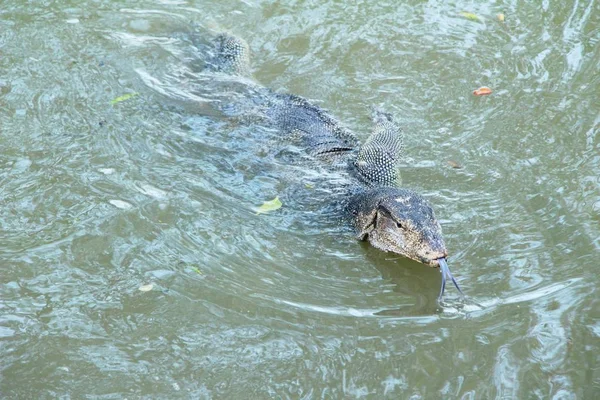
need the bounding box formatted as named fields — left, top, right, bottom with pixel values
left=347, top=187, right=463, bottom=299
left=348, top=187, right=447, bottom=265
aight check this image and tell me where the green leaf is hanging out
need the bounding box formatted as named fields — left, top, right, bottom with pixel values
left=111, top=92, right=138, bottom=105
left=192, top=267, right=203, bottom=275
left=255, top=196, right=282, bottom=214
left=459, top=11, right=480, bottom=21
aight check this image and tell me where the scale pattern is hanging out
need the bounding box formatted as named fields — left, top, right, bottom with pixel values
left=200, top=32, right=465, bottom=299
left=353, top=110, right=404, bottom=187
left=205, top=33, right=404, bottom=173
left=205, top=33, right=251, bottom=76
left=267, top=93, right=359, bottom=157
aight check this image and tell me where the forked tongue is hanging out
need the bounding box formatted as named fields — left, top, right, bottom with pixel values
left=438, top=258, right=464, bottom=301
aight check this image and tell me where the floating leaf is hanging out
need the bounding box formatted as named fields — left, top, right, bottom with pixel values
left=304, top=183, right=314, bottom=189
left=192, top=267, right=203, bottom=275
left=473, top=87, right=493, bottom=96
left=459, top=11, right=480, bottom=21
left=99, top=168, right=115, bottom=175
left=497, top=13, right=505, bottom=22
left=138, top=283, right=154, bottom=292
left=447, top=160, right=462, bottom=169
left=109, top=199, right=133, bottom=209
left=255, top=196, right=282, bottom=214
left=111, top=92, right=138, bottom=105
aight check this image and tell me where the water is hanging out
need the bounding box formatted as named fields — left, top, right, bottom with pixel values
left=1, top=0, right=599, bottom=398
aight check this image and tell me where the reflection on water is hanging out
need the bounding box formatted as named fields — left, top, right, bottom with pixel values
left=1, top=0, right=599, bottom=398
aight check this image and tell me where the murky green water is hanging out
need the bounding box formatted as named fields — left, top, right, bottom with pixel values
left=1, top=0, right=599, bottom=398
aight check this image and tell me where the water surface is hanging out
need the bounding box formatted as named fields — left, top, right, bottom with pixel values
left=1, top=0, right=599, bottom=398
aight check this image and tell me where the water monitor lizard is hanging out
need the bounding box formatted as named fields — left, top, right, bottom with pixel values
left=202, top=32, right=463, bottom=300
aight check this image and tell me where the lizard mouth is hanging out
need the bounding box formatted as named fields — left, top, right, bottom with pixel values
left=437, top=257, right=464, bottom=301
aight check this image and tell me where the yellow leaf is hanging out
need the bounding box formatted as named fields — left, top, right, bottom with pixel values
left=255, top=196, right=282, bottom=214
left=459, top=11, right=480, bottom=22
left=497, top=13, right=505, bottom=22
left=111, top=92, right=138, bottom=105
left=192, top=267, right=203, bottom=275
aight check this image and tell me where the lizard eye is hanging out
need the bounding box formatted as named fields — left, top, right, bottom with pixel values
left=396, top=221, right=404, bottom=229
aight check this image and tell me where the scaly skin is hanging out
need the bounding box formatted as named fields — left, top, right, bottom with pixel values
left=201, top=32, right=463, bottom=300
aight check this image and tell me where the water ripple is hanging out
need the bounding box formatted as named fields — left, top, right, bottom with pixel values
left=1, top=1, right=599, bottom=398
